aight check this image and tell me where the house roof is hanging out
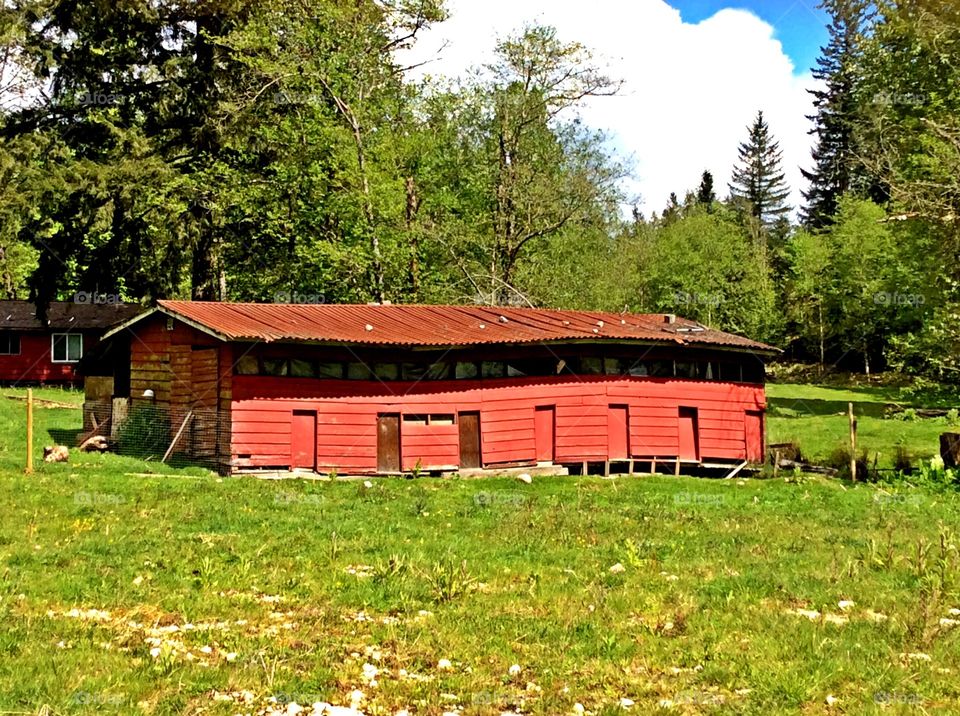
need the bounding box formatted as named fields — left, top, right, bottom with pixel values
left=105, top=300, right=778, bottom=354
left=0, top=300, right=144, bottom=331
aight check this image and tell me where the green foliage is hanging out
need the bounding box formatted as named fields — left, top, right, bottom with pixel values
left=115, top=404, right=171, bottom=460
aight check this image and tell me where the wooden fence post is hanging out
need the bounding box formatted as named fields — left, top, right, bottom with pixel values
left=25, top=388, right=33, bottom=474
left=848, top=402, right=857, bottom=482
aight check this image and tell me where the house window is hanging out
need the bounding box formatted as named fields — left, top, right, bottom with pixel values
left=455, top=362, right=479, bottom=379
left=262, top=358, right=288, bottom=376
left=0, top=333, right=20, bottom=355
left=51, top=333, right=82, bottom=363
left=317, top=362, right=345, bottom=379
left=290, top=359, right=318, bottom=378
left=235, top=355, right=259, bottom=375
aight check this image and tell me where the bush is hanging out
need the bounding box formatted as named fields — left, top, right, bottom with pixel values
left=893, top=444, right=914, bottom=474
left=116, top=404, right=171, bottom=459
left=826, top=444, right=873, bottom=481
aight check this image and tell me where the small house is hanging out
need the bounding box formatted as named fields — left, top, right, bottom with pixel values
left=0, top=300, right=142, bottom=385
left=103, top=301, right=777, bottom=475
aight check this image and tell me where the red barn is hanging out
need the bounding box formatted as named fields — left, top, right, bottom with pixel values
left=104, top=301, right=777, bottom=475
left=0, top=300, right=142, bottom=385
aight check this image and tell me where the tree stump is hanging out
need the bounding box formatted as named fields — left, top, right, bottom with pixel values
left=940, top=433, right=960, bottom=468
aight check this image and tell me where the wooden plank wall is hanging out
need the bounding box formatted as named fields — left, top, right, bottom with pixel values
left=230, top=375, right=766, bottom=473
left=0, top=332, right=97, bottom=384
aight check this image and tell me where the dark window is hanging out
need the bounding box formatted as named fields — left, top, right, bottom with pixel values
left=347, top=362, right=373, bottom=380
left=718, top=363, right=743, bottom=382
left=262, top=358, right=288, bottom=376
left=373, top=363, right=399, bottom=381
left=456, top=362, right=479, bottom=379
left=430, top=414, right=455, bottom=425
left=580, top=357, right=603, bottom=375
left=0, top=333, right=20, bottom=355
left=403, top=414, right=428, bottom=425
left=647, top=360, right=674, bottom=377
left=624, top=359, right=648, bottom=377
left=676, top=361, right=697, bottom=379
left=481, top=361, right=506, bottom=379
left=235, top=355, right=259, bottom=375
left=52, top=333, right=83, bottom=363
left=425, top=362, right=451, bottom=380
left=604, top=358, right=622, bottom=375
left=290, top=359, right=317, bottom=378
left=318, top=362, right=344, bottom=379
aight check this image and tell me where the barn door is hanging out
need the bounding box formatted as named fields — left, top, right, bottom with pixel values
left=745, top=410, right=764, bottom=462
left=678, top=407, right=700, bottom=461
left=291, top=410, right=317, bottom=470
left=534, top=406, right=556, bottom=463
left=607, top=404, right=630, bottom=460
left=377, top=414, right=401, bottom=473
left=458, top=412, right=481, bottom=469
left=191, top=347, right=219, bottom=460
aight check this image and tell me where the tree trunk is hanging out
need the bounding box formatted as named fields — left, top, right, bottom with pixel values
left=405, top=176, right=420, bottom=296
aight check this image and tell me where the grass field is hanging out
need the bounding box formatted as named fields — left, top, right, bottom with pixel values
left=767, top=381, right=960, bottom=470
left=1, top=385, right=959, bottom=715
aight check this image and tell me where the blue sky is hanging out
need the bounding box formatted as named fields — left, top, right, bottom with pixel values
left=673, top=0, right=829, bottom=75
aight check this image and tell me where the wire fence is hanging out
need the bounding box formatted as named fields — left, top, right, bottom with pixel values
left=81, top=399, right=227, bottom=471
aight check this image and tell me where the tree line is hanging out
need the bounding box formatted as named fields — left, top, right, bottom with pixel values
left=0, top=0, right=957, bottom=379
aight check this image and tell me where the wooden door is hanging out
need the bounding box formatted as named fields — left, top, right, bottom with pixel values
left=190, top=347, right=219, bottom=460
left=458, top=412, right=481, bottom=469
left=745, top=410, right=764, bottom=462
left=534, top=406, right=556, bottom=463
left=678, top=407, right=700, bottom=461
left=377, top=414, right=401, bottom=473
left=607, top=404, right=630, bottom=460
left=291, top=410, right=317, bottom=470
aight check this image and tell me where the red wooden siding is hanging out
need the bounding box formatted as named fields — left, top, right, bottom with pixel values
left=230, top=375, right=766, bottom=473
left=0, top=332, right=96, bottom=384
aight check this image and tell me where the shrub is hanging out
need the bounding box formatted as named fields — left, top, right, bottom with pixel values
left=116, top=404, right=171, bottom=459
left=893, top=444, right=914, bottom=474
left=826, top=444, right=872, bottom=481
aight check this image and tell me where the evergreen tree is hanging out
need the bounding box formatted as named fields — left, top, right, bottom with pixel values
left=696, top=170, right=716, bottom=207
left=800, top=0, right=876, bottom=229
left=728, top=110, right=792, bottom=226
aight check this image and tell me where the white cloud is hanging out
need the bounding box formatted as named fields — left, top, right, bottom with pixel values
left=401, top=0, right=817, bottom=216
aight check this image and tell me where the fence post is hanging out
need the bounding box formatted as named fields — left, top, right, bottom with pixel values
left=25, top=388, right=33, bottom=474
left=848, top=402, right=857, bottom=482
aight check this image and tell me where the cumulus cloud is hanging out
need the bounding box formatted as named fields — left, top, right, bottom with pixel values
left=401, top=0, right=817, bottom=215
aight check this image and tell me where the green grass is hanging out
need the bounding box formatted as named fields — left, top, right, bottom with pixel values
left=767, top=382, right=960, bottom=469
left=1, top=386, right=959, bottom=715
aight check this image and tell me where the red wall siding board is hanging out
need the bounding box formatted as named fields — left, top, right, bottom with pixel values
left=229, top=374, right=766, bottom=472
left=0, top=332, right=99, bottom=384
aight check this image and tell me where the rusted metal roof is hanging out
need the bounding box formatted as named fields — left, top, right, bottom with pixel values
left=135, top=301, right=777, bottom=354
left=0, top=300, right=143, bottom=331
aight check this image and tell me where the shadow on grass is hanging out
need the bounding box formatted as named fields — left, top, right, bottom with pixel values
left=47, top=427, right=84, bottom=446
left=768, top=398, right=889, bottom=419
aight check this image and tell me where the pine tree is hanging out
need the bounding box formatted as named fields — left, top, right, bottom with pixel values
left=728, top=110, right=792, bottom=226
left=696, top=170, right=716, bottom=207
left=800, top=0, right=876, bottom=229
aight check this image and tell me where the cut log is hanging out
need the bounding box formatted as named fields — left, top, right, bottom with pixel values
left=941, top=433, right=960, bottom=469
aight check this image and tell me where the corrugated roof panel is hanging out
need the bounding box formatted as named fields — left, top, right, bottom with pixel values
left=154, top=301, right=777, bottom=353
